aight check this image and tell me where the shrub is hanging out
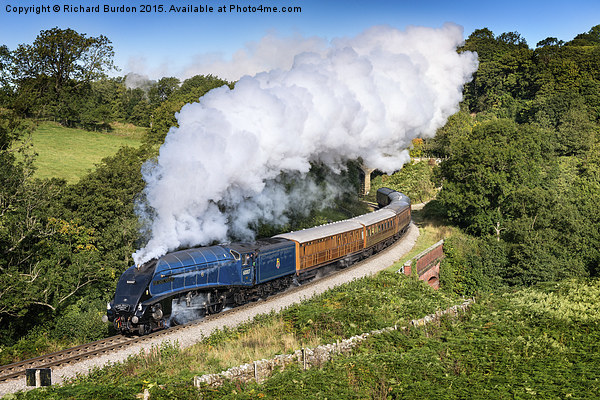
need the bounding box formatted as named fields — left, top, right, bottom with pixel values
left=440, top=233, right=508, bottom=295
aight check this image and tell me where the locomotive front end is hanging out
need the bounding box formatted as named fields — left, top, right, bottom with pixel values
left=104, top=260, right=157, bottom=335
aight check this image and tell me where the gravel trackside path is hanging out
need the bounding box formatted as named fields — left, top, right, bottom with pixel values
left=0, top=222, right=419, bottom=397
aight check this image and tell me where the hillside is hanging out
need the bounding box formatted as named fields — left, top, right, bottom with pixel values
left=26, top=122, right=145, bottom=183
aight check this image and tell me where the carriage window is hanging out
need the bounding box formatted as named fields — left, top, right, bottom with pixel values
left=230, top=250, right=241, bottom=261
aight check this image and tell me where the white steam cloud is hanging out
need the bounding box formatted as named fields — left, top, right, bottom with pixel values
left=124, top=72, right=155, bottom=91
left=133, top=23, right=478, bottom=266
left=183, top=32, right=329, bottom=81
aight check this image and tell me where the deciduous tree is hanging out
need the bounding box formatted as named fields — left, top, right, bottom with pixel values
left=9, top=28, right=116, bottom=124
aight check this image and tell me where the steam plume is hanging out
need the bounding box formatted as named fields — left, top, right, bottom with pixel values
left=133, top=23, right=478, bottom=265
left=183, top=32, right=328, bottom=81
left=124, top=72, right=155, bottom=90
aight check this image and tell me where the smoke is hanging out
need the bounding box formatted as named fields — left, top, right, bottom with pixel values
left=169, top=293, right=210, bottom=326
left=124, top=72, right=155, bottom=91
left=183, top=32, right=329, bottom=82
left=133, top=23, right=478, bottom=266
left=221, top=172, right=343, bottom=240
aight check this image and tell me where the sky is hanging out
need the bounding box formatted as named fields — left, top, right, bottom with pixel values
left=1, top=0, right=599, bottom=80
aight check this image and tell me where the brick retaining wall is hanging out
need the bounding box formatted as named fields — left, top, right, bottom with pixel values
left=400, top=240, right=443, bottom=289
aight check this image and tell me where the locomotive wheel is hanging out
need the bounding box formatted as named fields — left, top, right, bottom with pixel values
left=151, top=304, right=163, bottom=320
left=208, top=298, right=224, bottom=314
left=138, top=324, right=150, bottom=335
left=234, top=291, right=246, bottom=305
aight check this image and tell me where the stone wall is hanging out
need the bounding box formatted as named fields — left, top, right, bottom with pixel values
left=193, top=298, right=474, bottom=388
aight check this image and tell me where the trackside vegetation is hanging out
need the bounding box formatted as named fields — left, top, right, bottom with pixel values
left=8, top=272, right=461, bottom=399
left=216, top=280, right=598, bottom=399
left=369, top=160, right=438, bottom=205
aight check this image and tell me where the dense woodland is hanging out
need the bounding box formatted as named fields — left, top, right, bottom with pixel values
left=0, top=25, right=599, bottom=363
left=431, top=27, right=600, bottom=293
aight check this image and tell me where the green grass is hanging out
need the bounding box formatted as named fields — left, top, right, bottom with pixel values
left=274, top=282, right=596, bottom=399
left=26, top=121, right=145, bottom=183
left=13, top=267, right=600, bottom=399
left=207, top=279, right=600, bottom=400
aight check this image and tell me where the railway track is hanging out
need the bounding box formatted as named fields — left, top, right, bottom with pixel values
left=362, top=200, right=380, bottom=210
left=0, top=317, right=223, bottom=384
left=0, top=227, right=410, bottom=385
left=0, top=285, right=303, bottom=383
left=0, top=335, right=128, bottom=382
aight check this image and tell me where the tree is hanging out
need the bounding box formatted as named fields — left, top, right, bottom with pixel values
left=60, top=145, right=152, bottom=271
left=0, top=110, right=52, bottom=322
left=437, top=119, right=547, bottom=238
left=176, top=74, right=231, bottom=101
left=460, top=29, right=536, bottom=116
left=148, top=77, right=180, bottom=107
left=0, top=45, right=12, bottom=106
left=145, top=74, right=231, bottom=145
left=567, top=24, right=600, bottom=46
left=11, top=27, right=115, bottom=94
left=0, top=110, right=120, bottom=331
left=426, top=109, right=474, bottom=158
left=436, top=113, right=597, bottom=285
left=497, top=31, right=528, bottom=47
left=536, top=37, right=564, bottom=49
left=9, top=28, right=116, bottom=124
left=0, top=45, right=9, bottom=78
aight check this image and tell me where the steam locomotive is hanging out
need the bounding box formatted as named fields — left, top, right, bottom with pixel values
left=104, top=188, right=411, bottom=335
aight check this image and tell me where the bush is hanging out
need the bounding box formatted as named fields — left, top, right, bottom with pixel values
left=0, top=324, right=53, bottom=365
left=440, top=233, right=508, bottom=296
left=281, top=271, right=458, bottom=342
left=50, top=298, right=112, bottom=343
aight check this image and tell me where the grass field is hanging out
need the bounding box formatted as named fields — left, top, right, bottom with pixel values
left=26, top=121, right=145, bottom=183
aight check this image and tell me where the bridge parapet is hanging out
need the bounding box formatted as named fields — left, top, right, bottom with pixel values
left=399, top=240, right=444, bottom=289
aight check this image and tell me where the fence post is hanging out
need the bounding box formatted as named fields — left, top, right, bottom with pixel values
left=26, top=368, right=51, bottom=387
left=302, top=348, right=307, bottom=370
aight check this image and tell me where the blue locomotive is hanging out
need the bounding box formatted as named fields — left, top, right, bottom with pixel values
left=105, top=188, right=411, bottom=335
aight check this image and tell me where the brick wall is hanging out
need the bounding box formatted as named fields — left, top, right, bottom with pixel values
left=400, top=240, right=443, bottom=289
